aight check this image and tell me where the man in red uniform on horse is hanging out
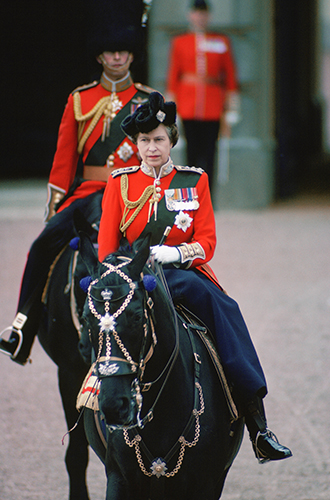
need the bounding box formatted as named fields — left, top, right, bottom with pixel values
left=0, top=0, right=154, bottom=365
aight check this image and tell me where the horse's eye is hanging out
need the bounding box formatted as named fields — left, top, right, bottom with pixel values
left=81, top=316, right=92, bottom=330
left=129, top=312, right=144, bottom=328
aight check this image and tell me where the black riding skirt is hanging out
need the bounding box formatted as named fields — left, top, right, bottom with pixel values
left=164, top=267, right=268, bottom=402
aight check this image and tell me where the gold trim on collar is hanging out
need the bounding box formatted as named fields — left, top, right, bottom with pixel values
left=140, top=158, right=174, bottom=178
left=100, top=72, right=133, bottom=92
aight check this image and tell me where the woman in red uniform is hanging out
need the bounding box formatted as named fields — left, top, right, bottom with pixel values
left=98, top=92, right=292, bottom=464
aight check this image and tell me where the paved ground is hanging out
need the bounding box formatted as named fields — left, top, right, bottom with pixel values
left=0, top=179, right=329, bottom=500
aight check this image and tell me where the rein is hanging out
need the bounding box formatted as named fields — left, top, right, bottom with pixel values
left=135, top=261, right=180, bottom=428
left=123, top=265, right=206, bottom=478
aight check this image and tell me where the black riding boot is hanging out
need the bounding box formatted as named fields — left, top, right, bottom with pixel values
left=244, top=397, right=292, bottom=464
left=0, top=311, right=39, bottom=365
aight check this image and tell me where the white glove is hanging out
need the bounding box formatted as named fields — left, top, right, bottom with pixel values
left=150, top=245, right=180, bottom=264
left=224, top=110, right=241, bottom=126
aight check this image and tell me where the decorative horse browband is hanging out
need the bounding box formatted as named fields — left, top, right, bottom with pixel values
left=86, top=258, right=159, bottom=381
left=87, top=260, right=139, bottom=375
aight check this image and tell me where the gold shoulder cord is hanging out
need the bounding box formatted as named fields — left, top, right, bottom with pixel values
left=73, top=92, right=120, bottom=155
left=119, top=174, right=155, bottom=235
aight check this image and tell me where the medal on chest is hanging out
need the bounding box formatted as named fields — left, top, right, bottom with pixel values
left=174, top=211, right=193, bottom=232
left=102, top=92, right=123, bottom=141
left=165, top=187, right=199, bottom=211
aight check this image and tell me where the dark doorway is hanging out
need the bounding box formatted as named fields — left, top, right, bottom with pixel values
left=0, top=1, right=148, bottom=179
left=275, top=0, right=329, bottom=198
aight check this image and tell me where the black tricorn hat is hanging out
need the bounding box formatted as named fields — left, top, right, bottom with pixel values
left=121, top=92, right=177, bottom=137
left=86, top=0, right=145, bottom=57
left=191, top=0, right=209, bottom=10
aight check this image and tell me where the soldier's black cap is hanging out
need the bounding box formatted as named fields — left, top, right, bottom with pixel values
left=191, top=0, right=209, bottom=10
left=86, top=0, right=145, bottom=57
left=121, top=92, right=177, bottom=137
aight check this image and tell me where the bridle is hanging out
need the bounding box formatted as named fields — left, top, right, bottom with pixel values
left=87, top=259, right=139, bottom=376
left=86, top=257, right=180, bottom=430
left=86, top=256, right=205, bottom=479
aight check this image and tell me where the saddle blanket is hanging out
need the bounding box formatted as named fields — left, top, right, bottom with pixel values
left=76, top=364, right=100, bottom=411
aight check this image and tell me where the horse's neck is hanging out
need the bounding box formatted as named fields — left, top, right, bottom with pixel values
left=152, top=305, right=193, bottom=394
left=143, top=312, right=195, bottom=434
left=142, top=279, right=194, bottom=402
left=154, top=301, right=178, bottom=360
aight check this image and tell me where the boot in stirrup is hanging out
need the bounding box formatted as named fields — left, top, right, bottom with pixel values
left=245, top=397, right=292, bottom=464
left=0, top=313, right=29, bottom=365
left=253, top=428, right=293, bottom=464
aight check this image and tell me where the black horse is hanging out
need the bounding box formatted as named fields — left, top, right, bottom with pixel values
left=37, top=223, right=98, bottom=500
left=78, top=232, right=244, bottom=500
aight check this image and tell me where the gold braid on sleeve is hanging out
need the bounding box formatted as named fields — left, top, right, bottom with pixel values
left=177, top=242, right=206, bottom=266
left=119, top=174, right=156, bottom=235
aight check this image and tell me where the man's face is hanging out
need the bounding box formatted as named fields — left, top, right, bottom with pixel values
left=188, top=10, right=209, bottom=32
left=97, top=51, right=134, bottom=80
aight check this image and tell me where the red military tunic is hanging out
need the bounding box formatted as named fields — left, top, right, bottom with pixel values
left=48, top=73, right=152, bottom=211
left=167, top=32, right=238, bottom=121
left=98, top=161, right=216, bottom=268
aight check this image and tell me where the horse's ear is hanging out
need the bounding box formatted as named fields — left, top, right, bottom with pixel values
left=128, top=233, right=151, bottom=280
left=78, top=230, right=99, bottom=276
left=73, top=209, right=99, bottom=275
left=73, top=208, right=93, bottom=235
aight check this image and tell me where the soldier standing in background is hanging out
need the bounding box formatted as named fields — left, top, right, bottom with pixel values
left=167, top=0, right=240, bottom=190
left=0, top=0, right=154, bottom=365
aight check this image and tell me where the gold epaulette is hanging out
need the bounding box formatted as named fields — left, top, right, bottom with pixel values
left=72, top=80, right=99, bottom=95
left=175, top=165, right=204, bottom=174
left=134, top=82, right=156, bottom=94
left=112, top=165, right=140, bottom=178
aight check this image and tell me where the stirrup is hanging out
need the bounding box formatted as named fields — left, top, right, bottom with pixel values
left=254, top=429, right=279, bottom=465
left=0, top=326, right=23, bottom=359
left=0, top=313, right=27, bottom=360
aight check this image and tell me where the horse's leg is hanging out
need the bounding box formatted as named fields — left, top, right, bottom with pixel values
left=84, top=410, right=131, bottom=500
left=58, top=366, right=90, bottom=500
left=83, top=409, right=107, bottom=465
left=105, top=471, right=129, bottom=500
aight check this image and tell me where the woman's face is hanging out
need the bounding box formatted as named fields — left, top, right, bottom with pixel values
left=136, top=124, right=172, bottom=171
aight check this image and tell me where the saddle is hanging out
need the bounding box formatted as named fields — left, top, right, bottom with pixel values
left=41, top=243, right=88, bottom=336
left=41, top=206, right=101, bottom=335
left=175, top=304, right=239, bottom=422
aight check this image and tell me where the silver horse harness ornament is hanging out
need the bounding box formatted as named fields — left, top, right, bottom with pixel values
left=87, top=260, right=139, bottom=375
left=87, top=259, right=205, bottom=479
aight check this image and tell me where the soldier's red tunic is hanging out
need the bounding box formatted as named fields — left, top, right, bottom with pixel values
left=48, top=75, right=151, bottom=211
left=98, top=162, right=216, bottom=267
left=167, top=32, right=238, bottom=121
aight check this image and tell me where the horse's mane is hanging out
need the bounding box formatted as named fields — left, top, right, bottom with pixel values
left=100, top=239, right=172, bottom=310
left=102, top=239, right=147, bottom=266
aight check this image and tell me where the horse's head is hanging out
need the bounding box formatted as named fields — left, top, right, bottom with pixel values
left=79, top=232, right=161, bottom=429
